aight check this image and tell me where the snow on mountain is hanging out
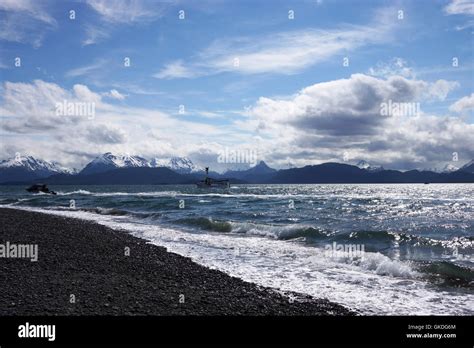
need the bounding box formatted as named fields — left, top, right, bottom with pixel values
left=81, top=153, right=200, bottom=175
left=356, top=160, right=371, bottom=169
left=80, top=152, right=150, bottom=175
left=0, top=155, right=74, bottom=182
left=355, top=160, right=383, bottom=172
left=0, top=155, right=72, bottom=174
left=441, top=164, right=459, bottom=173
left=89, top=152, right=149, bottom=167
left=150, top=157, right=201, bottom=174
left=422, top=163, right=460, bottom=173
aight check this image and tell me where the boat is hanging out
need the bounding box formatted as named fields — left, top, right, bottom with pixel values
left=26, top=183, right=57, bottom=195
left=196, top=167, right=230, bottom=189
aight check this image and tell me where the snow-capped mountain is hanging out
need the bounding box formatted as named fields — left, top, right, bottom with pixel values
left=355, top=160, right=383, bottom=172
left=150, top=157, right=201, bottom=174
left=0, top=155, right=73, bottom=183
left=80, top=153, right=201, bottom=175
left=80, top=152, right=150, bottom=175
left=441, top=164, right=459, bottom=173
left=422, top=163, right=460, bottom=173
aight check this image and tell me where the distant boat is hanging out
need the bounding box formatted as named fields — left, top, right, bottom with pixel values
left=196, top=167, right=230, bottom=189
left=26, top=183, right=57, bottom=195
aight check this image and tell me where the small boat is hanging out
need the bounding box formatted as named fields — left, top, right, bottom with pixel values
left=196, top=167, right=230, bottom=189
left=26, top=183, right=57, bottom=195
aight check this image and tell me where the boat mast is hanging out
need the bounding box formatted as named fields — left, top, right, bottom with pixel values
left=205, top=167, right=209, bottom=184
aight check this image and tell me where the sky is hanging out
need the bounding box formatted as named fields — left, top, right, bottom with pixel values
left=0, top=0, right=473, bottom=171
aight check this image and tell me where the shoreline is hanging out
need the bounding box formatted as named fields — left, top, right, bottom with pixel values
left=0, top=207, right=354, bottom=315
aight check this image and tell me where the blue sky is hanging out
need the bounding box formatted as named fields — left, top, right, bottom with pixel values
left=0, top=0, right=473, bottom=171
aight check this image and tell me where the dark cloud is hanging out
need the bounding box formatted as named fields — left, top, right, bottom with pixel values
left=85, top=124, right=127, bottom=144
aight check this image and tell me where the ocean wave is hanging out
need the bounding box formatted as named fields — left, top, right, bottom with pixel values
left=99, top=207, right=161, bottom=219
left=89, top=207, right=129, bottom=216
left=174, top=217, right=232, bottom=232
left=168, top=218, right=474, bottom=252
left=168, top=218, right=331, bottom=240
left=0, top=198, right=27, bottom=205
left=350, top=252, right=417, bottom=277
left=419, top=261, right=474, bottom=287
left=227, top=222, right=473, bottom=250
left=230, top=222, right=330, bottom=240
left=331, top=230, right=474, bottom=250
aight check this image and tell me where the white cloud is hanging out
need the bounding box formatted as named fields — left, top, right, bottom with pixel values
left=85, top=0, right=171, bottom=24
left=444, top=0, right=474, bottom=16
left=81, top=1, right=174, bottom=47
left=82, top=24, right=111, bottom=46
left=249, top=74, right=418, bottom=136
left=426, top=80, right=460, bottom=101
left=73, top=84, right=102, bottom=104
left=103, top=89, right=127, bottom=100
left=454, top=19, right=474, bottom=30
left=153, top=60, right=200, bottom=79
left=65, top=60, right=107, bottom=78
left=450, top=93, right=474, bottom=113
left=0, top=0, right=55, bottom=24
left=0, top=80, right=102, bottom=133
left=0, top=80, right=242, bottom=168
left=444, top=0, right=474, bottom=31
left=0, top=0, right=56, bottom=47
left=368, top=58, right=415, bottom=79
left=154, top=7, right=399, bottom=79
left=86, top=124, right=128, bottom=144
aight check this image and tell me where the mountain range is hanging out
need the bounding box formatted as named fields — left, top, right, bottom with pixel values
left=80, top=152, right=202, bottom=175
left=0, top=153, right=473, bottom=185
left=0, top=155, right=76, bottom=183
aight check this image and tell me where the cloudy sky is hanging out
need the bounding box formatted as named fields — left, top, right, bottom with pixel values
left=0, top=0, right=473, bottom=171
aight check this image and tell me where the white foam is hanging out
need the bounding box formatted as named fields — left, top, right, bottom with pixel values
left=56, top=189, right=93, bottom=195
left=56, top=190, right=181, bottom=197
left=351, top=252, right=417, bottom=277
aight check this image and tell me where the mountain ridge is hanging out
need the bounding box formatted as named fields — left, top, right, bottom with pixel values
left=1, top=153, right=473, bottom=184
left=0, top=155, right=75, bottom=183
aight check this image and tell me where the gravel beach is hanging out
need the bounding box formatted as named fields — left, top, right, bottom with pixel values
left=0, top=207, right=354, bottom=315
